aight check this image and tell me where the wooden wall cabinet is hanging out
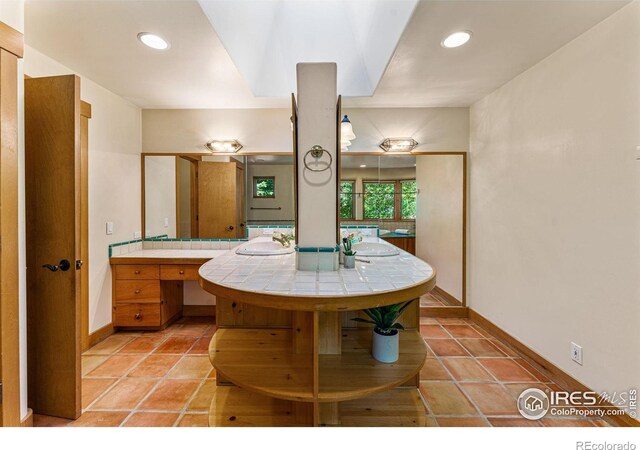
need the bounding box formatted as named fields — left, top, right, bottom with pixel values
left=381, top=236, right=415, bottom=255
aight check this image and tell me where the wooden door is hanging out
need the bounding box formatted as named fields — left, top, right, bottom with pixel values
left=197, top=161, right=238, bottom=238
left=25, top=75, right=82, bottom=419
left=235, top=165, right=245, bottom=238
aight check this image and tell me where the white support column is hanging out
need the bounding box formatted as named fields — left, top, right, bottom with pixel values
left=295, top=63, right=339, bottom=271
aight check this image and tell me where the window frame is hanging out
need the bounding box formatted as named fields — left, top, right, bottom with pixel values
left=252, top=176, right=276, bottom=199
left=339, top=180, right=356, bottom=220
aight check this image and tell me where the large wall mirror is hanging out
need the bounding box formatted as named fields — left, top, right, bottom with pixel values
left=341, top=153, right=466, bottom=308
left=143, top=153, right=294, bottom=239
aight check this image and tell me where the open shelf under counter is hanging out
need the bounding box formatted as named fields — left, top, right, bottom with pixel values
left=209, top=385, right=427, bottom=427
left=209, top=327, right=426, bottom=403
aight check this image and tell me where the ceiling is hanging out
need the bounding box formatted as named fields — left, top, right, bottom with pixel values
left=198, top=0, right=417, bottom=97
left=342, top=154, right=416, bottom=169
left=25, top=0, right=629, bottom=109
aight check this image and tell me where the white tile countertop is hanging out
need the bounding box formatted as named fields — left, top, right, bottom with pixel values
left=198, top=238, right=434, bottom=297
left=111, top=249, right=229, bottom=260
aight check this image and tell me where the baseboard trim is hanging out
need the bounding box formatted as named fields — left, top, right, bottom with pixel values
left=432, top=286, right=463, bottom=307
left=20, top=408, right=33, bottom=427
left=183, top=305, right=216, bottom=317
left=469, top=309, right=639, bottom=428
left=87, top=323, right=114, bottom=349
left=420, top=306, right=469, bottom=318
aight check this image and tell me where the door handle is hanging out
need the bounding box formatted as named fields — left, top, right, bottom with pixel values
left=226, top=225, right=234, bottom=231
left=42, top=259, right=71, bottom=272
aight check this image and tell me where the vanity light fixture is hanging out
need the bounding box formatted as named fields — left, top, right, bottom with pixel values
left=441, top=31, right=472, bottom=48
left=359, top=164, right=367, bottom=168
left=379, top=138, right=419, bottom=152
left=206, top=139, right=243, bottom=153
left=137, top=32, right=170, bottom=50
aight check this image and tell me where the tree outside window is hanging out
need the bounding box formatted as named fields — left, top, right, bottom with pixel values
left=253, top=176, right=275, bottom=198
left=401, top=181, right=417, bottom=219
left=363, top=182, right=395, bottom=219
left=340, top=181, right=355, bottom=219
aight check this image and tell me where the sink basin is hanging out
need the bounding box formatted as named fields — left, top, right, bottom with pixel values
left=235, top=241, right=295, bottom=256
left=351, top=241, right=399, bottom=257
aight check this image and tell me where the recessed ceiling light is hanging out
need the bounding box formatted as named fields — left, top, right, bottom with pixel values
left=441, top=31, right=472, bottom=49
left=359, top=164, right=367, bottom=168
left=137, top=32, right=169, bottom=50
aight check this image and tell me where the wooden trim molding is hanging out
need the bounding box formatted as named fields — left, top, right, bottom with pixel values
left=20, top=409, right=33, bottom=427
left=0, top=21, right=23, bottom=58
left=469, top=309, right=640, bottom=428
left=420, top=306, right=469, bottom=318
left=87, top=323, right=115, bottom=349
left=183, top=305, right=216, bottom=317
left=431, top=286, right=463, bottom=307
left=0, top=48, right=21, bottom=427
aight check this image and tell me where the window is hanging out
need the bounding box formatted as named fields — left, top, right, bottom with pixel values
left=401, top=181, right=417, bottom=219
left=253, top=176, right=275, bottom=198
left=340, top=181, right=355, bottom=219
left=359, top=180, right=417, bottom=220
left=363, top=182, right=395, bottom=219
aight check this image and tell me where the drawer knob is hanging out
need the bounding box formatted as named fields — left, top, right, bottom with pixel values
left=135, top=313, right=142, bottom=321
left=134, top=270, right=141, bottom=274
left=179, top=270, right=185, bottom=275
left=135, top=289, right=141, bottom=294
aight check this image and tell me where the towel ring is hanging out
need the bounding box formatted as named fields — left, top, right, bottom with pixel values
left=303, top=145, right=332, bottom=172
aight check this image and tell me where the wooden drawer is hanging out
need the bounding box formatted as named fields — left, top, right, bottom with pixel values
left=160, top=264, right=199, bottom=281
left=114, top=264, right=159, bottom=280
left=115, top=280, right=161, bottom=303
left=114, top=303, right=161, bottom=327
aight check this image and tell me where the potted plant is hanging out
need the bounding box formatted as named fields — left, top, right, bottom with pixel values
left=352, top=300, right=414, bottom=363
left=342, top=237, right=356, bottom=269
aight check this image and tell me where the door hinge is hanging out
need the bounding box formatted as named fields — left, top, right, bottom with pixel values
left=0, top=382, right=3, bottom=403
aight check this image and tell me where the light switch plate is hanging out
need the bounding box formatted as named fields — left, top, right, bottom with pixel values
left=106, top=221, right=114, bottom=235
left=164, top=217, right=169, bottom=228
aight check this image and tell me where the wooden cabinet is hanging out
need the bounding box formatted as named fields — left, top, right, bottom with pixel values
left=112, top=263, right=193, bottom=329
left=381, top=236, right=415, bottom=255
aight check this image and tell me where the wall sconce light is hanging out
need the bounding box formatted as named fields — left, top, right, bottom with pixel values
left=340, top=115, right=355, bottom=151
left=379, top=138, right=418, bottom=152
left=206, top=140, right=243, bottom=153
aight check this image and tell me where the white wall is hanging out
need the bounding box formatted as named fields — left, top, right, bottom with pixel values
left=142, top=107, right=469, bottom=154
left=246, top=164, right=294, bottom=222
left=144, top=156, right=176, bottom=238
left=24, top=46, right=142, bottom=334
left=416, top=155, right=464, bottom=300
left=469, top=0, right=640, bottom=395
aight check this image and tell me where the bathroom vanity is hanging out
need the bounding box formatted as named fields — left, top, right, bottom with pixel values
left=198, top=239, right=436, bottom=426
left=109, top=249, right=226, bottom=328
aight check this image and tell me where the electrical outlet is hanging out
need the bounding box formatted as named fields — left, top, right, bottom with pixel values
left=571, top=342, right=583, bottom=365
left=164, top=217, right=169, bottom=228
left=133, top=231, right=141, bottom=239
left=106, top=221, right=114, bottom=235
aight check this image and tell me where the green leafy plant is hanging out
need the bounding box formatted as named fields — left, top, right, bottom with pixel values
left=342, top=237, right=356, bottom=256
left=351, top=300, right=414, bottom=335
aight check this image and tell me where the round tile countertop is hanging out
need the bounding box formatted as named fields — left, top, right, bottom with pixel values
left=198, top=238, right=436, bottom=312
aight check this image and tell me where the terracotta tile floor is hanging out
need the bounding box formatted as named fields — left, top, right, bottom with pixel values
left=33, top=315, right=610, bottom=427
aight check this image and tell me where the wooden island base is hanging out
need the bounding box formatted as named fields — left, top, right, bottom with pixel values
left=208, top=297, right=428, bottom=427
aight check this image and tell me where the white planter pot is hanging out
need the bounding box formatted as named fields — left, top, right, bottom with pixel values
left=343, top=254, right=356, bottom=269
left=372, top=328, right=399, bottom=363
